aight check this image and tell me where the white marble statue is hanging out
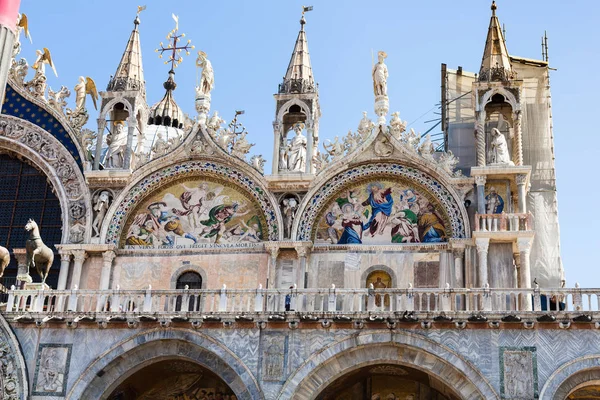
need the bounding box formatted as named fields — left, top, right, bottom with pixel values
left=282, top=197, right=298, bottom=239
left=250, top=155, right=266, bottom=173
left=207, top=111, right=224, bottom=131
left=152, top=133, right=169, bottom=157
left=344, top=129, right=360, bottom=154
left=32, top=48, right=57, bottom=78
left=196, top=51, right=214, bottom=96
left=389, top=111, right=407, bottom=139
left=231, top=131, right=254, bottom=159
left=287, top=123, right=307, bottom=171
left=357, top=111, right=374, bottom=136
left=92, top=191, right=111, bottom=237
left=323, top=136, right=344, bottom=160
left=489, top=128, right=514, bottom=165
left=13, top=13, right=32, bottom=58
left=418, top=134, right=435, bottom=161
left=438, top=150, right=459, bottom=176
left=105, top=122, right=128, bottom=168
left=404, top=128, right=420, bottom=150
left=372, top=51, right=388, bottom=97
left=73, top=76, right=98, bottom=113
left=216, top=128, right=234, bottom=151
left=0, top=245, right=9, bottom=280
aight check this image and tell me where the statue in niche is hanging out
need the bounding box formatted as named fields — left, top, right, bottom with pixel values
left=105, top=121, right=128, bottom=168
left=488, top=128, right=514, bottom=165
left=485, top=187, right=504, bottom=214
left=372, top=51, right=388, bottom=96
left=282, top=197, right=298, bottom=239
left=92, top=191, right=111, bottom=237
left=286, top=123, right=307, bottom=171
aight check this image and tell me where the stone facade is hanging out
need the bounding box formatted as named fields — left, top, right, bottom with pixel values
left=0, top=2, right=591, bottom=400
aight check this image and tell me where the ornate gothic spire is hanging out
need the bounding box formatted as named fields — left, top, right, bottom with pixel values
left=279, top=12, right=316, bottom=94
left=478, top=1, right=514, bottom=82
left=107, top=14, right=146, bottom=96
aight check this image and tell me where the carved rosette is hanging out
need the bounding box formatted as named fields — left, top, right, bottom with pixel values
left=0, top=115, right=90, bottom=244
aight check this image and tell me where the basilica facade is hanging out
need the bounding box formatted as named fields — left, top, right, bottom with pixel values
left=0, top=2, right=596, bottom=400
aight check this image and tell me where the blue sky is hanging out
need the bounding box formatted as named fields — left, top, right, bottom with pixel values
left=17, top=1, right=600, bottom=287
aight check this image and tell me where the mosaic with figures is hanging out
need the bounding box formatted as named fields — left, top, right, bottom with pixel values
left=314, top=179, right=450, bottom=245
left=122, top=177, right=266, bottom=248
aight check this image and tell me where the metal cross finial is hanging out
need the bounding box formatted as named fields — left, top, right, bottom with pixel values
left=155, top=14, right=195, bottom=71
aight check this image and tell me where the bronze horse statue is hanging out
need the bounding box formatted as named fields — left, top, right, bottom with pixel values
left=25, top=219, right=54, bottom=283
left=0, top=245, right=9, bottom=279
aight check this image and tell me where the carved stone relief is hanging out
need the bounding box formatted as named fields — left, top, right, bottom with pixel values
left=32, top=344, right=72, bottom=397
left=262, top=334, right=288, bottom=382
left=500, top=347, right=538, bottom=399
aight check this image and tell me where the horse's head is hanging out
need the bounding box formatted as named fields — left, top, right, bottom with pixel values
left=25, top=219, right=37, bottom=232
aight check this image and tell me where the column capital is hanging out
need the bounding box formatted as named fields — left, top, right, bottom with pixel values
left=475, top=237, right=490, bottom=253
left=517, top=237, right=533, bottom=253
left=516, top=174, right=527, bottom=186
left=102, top=250, right=116, bottom=264
left=452, top=247, right=466, bottom=259
left=264, top=242, right=280, bottom=259
left=59, top=252, right=72, bottom=262
left=294, top=242, right=313, bottom=258
left=474, top=175, right=487, bottom=186
left=71, top=249, right=88, bottom=263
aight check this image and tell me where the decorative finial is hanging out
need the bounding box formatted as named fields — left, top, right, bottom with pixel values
left=155, top=14, right=195, bottom=72
left=301, top=5, right=313, bottom=27
left=135, top=5, right=146, bottom=25
left=491, top=1, right=497, bottom=14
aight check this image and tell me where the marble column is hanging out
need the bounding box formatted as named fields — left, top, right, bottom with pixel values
left=265, top=244, right=279, bottom=289
left=0, top=0, right=19, bottom=107
left=123, top=120, right=136, bottom=169
left=475, top=115, right=486, bottom=167
left=305, top=125, right=314, bottom=174
left=516, top=174, right=527, bottom=214
left=452, top=247, right=465, bottom=288
left=57, top=251, right=71, bottom=290
left=475, top=238, right=490, bottom=287
left=517, top=237, right=534, bottom=311
left=99, top=250, right=116, bottom=290
left=70, top=250, right=87, bottom=289
left=513, top=111, right=523, bottom=166
left=294, top=245, right=311, bottom=289
left=272, top=121, right=282, bottom=174
left=475, top=175, right=487, bottom=216
left=93, top=118, right=107, bottom=170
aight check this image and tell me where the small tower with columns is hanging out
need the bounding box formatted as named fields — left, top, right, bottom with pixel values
left=272, top=8, right=321, bottom=175
left=93, top=10, right=149, bottom=171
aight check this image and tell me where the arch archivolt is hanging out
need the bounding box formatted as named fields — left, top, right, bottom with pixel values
left=103, top=159, right=282, bottom=245
left=540, top=356, right=600, bottom=399
left=294, top=162, right=469, bottom=241
left=279, top=330, right=498, bottom=399
left=67, top=329, right=263, bottom=400
left=170, top=264, right=207, bottom=289
left=0, top=114, right=92, bottom=244
left=479, top=87, right=519, bottom=112
left=276, top=98, right=313, bottom=126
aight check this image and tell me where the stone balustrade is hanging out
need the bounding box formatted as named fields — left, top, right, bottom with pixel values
left=1, top=287, right=596, bottom=325
left=474, top=212, right=532, bottom=232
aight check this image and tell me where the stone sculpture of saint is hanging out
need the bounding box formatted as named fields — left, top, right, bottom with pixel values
left=489, top=128, right=514, bottom=165
left=196, top=51, right=214, bottom=96
left=287, top=123, right=307, bottom=171
left=372, top=51, right=388, bottom=97
left=105, top=122, right=128, bottom=168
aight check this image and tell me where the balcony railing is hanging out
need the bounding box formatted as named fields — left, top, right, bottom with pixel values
left=2, top=287, right=596, bottom=323
left=474, top=213, right=532, bottom=232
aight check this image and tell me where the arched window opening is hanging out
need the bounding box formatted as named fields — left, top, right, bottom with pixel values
left=175, top=271, right=203, bottom=311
